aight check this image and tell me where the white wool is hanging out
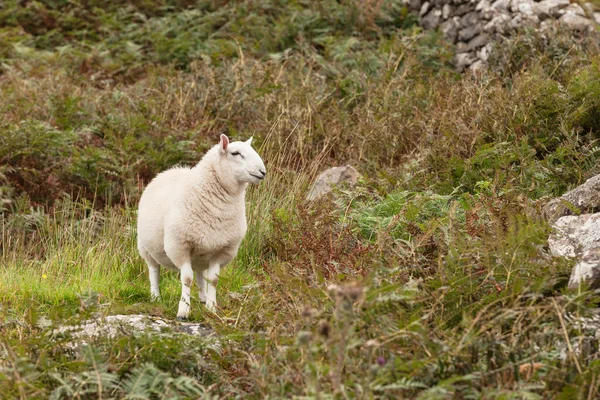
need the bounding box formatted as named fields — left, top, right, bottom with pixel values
left=137, top=135, right=265, bottom=319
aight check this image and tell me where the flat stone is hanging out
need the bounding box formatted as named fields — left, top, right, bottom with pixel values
left=53, top=314, right=215, bottom=347
left=467, top=33, right=490, bottom=51
left=306, top=166, right=361, bottom=201
left=545, top=175, right=600, bottom=223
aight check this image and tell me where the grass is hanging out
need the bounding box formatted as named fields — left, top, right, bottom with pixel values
left=2, top=0, right=600, bottom=398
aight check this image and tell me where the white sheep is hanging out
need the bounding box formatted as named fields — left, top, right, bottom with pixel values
left=137, top=134, right=266, bottom=319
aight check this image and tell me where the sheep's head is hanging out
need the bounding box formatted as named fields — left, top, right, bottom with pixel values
left=219, top=134, right=266, bottom=184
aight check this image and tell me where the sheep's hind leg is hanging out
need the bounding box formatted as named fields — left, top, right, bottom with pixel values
left=195, top=269, right=207, bottom=304
left=203, top=261, right=220, bottom=312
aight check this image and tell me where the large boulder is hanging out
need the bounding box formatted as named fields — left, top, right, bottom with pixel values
left=544, top=175, right=600, bottom=224
left=549, top=213, right=600, bottom=289
left=306, top=166, right=360, bottom=201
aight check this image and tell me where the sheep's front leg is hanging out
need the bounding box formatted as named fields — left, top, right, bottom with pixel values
left=203, top=261, right=220, bottom=312
left=148, top=264, right=161, bottom=301
left=177, top=261, right=194, bottom=320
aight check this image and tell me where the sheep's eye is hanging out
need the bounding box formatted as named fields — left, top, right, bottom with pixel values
left=231, top=151, right=243, bottom=157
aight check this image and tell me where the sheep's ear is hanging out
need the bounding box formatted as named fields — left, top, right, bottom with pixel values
left=246, top=136, right=253, bottom=146
left=220, top=134, right=229, bottom=152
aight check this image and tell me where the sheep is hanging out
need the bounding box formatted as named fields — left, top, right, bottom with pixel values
left=137, top=134, right=266, bottom=320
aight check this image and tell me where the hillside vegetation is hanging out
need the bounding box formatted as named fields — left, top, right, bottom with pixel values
left=2, top=0, right=600, bottom=398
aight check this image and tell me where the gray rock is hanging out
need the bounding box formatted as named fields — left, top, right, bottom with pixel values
left=410, top=0, right=423, bottom=11
left=595, top=12, right=600, bottom=25
left=549, top=214, right=600, bottom=259
left=306, top=166, right=361, bottom=201
left=569, top=247, right=600, bottom=289
left=458, top=23, right=483, bottom=41
left=467, top=33, right=490, bottom=50
left=460, top=11, right=481, bottom=26
left=491, top=0, right=510, bottom=12
left=562, top=3, right=586, bottom=17
left=469, top=60, right=486, bottom=73
left=442, top=3, right=453, bottom=19
left=532, top=0, right=571, bottom=19
left=476, top=0, right=492, bottom=12
left=476, top=43, right=492, bottom=61
left=455, top=52, right=478, bottom=71
left=420, top=1, right=431, bottom=17
left=440, top=18, right=460, bottom=41
left=453, top=3, right=476, bottom=16
left=421, top=9, right=442, bottom=29
left=484, top=13, right=513, bottom=33
left=545, top=175, right=600, bottom=223
left=54, top=314, right=215, bottom=346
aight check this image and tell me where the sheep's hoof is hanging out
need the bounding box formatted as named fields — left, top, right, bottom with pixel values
left=176, top=315, right=188, bottom=321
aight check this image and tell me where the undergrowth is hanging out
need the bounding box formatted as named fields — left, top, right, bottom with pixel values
left=2, top=0, right=600, bottom=398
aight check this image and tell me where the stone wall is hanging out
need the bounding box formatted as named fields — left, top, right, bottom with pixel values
left=408, top=0, right=600, bottom=71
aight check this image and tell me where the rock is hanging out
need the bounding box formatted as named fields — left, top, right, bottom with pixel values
left=54, top=314, right=215, bottom=347
left=456, top=41, right=469, bottom=53
left=532, top=1, right=552, bottom=20
left=594, top=12, right=600, bottom=25
left=549, top=214, right=600, bottom=259
left=469, top=60, right=486, bottom=73
left=507, top=14, right=539, bottom=30
left=582, top=3, right=595, bottom=16
left=467, top=33, right=490, bottom=50
left=420, top=1, right=431, bottom=16
left=410, top=0, right=423, bottom=11
left=484, top=13, right=513, bottom=33
left=306, top=166, right=361, bottom=201
left=544, top=175, right=600, bottom=223
left=476, top=0, right=492, bottom=12
left=440, top=18, right=460, bottom=41
left=569, top=248, right=600, bottom=289
left=442, top=3, right=452, bottom=19
left=453, top=3, right=476, bottom=16
left=491, top=0, right=510, bottom=12
left=421, top=9, right=442, bottom=29
left=455, top=52, right=478, bottom=71
left=476, top=43, right=491, bottom=61
left=460, top=11, right=481, bottom=26
left=458, top=23, right=483, bottom=41
left=562, top=3, right=586, bottom=17
left=518, top=0, right=536, bottom=17
left=532, top=0, right=572, bottom=18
